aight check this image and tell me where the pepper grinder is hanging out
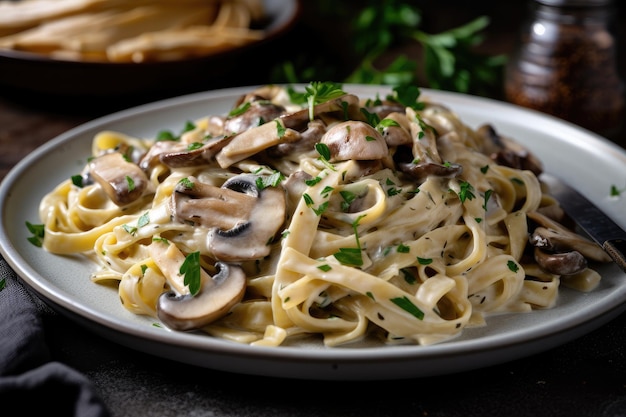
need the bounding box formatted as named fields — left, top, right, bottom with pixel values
left=504, top=0, right=624, bottom=139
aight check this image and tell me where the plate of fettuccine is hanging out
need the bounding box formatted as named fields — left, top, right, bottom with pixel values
left=1, top=83, right=625, bottom=380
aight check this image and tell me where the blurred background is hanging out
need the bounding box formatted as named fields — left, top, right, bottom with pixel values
left=1, top=0, right=625, bottom=144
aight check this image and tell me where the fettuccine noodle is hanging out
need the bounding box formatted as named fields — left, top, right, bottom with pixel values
left=35, top=84, right=610, bottom=347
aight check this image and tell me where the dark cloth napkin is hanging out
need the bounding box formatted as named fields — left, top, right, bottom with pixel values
left=0, top=254, right=111, bottom=417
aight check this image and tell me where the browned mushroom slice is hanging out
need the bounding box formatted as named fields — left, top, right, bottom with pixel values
left=223, top=100, right=287, bottom=135
left=379, top=112, right=413, bottom=147
left=476, top=124, right=544, bottom=176
left=231, top=84, right=289, bottom=109
left=393, top=108, right=463, bottom=182
left=533, top=247, right=588, bottom=276
left=138, top=140, right=178, bottom=170
left=527, top=211, right=611, bottom=262
left=321, top=120, right=389, bottom=162
left=268, top=119, right=327, bottom=158
left=365, top=101, right=406, bottom=120
left=170, top=174, right=286, bottom=261
left=397, top=159, right=463, bottom=182
left=208, top=174, right=286, bottom=262
left=215, top=119, right=300, bottom=168
left=280, top=94, right=364, bottom=130
left=158, top=135, right=233, bottom=168
left=89, top=152, right=150, bottom=206
left=157, top=261, right=246, bottom=331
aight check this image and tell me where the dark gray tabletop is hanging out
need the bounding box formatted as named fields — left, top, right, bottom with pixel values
left=46, top=304, right=626, bottom=416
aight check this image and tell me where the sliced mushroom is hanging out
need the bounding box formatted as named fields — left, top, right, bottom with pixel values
left=533, top=247, right=588, bottom=276
left=89, top=152, right=150, bottom=206
left=233, top=85, right=292, bottom=110
left=282, top=170, right=313, bottom=212
left=394, top=107, right=463, bottom=182
left=364, top=100, right=406, bottom=120
left=268, top=119, right=327, bottom=158
left=396, top=158, right=463, bottom=182
left=170, top=176, right=258, bottom=231
left=321, top=120, right=389, bottom=162
left=157, top=261, right=246, bottom=331
left=223, top=100, right=287, bottom=135
left=158, top=135, right=233, bottom=168
left=138, top=140, right=178, bottom=171
left=215, top=119, right=300, bottom=168
left=476, top=124, right=544, bottom=176
left=280, top=94, right=364, bottom=131
left=379, top=112, right=413, bottom=147
left=208, top=174, right=286, bottom=261
left=170, top=174, right=286, bottom=261
left=527, top=211, right=611, bottom=262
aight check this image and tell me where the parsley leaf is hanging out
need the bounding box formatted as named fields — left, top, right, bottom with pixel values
left=304, top=82, right=346, bottom=120
left=25, top=221, right=45, bottom=247
left=390, top=296, right=424, bottom=320
left=457, top=180, right=476, bottom=203
left=180, top=251, right=202, bottom=296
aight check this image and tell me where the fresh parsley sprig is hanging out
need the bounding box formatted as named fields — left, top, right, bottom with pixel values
left=304, top=82, right=346, bottom=121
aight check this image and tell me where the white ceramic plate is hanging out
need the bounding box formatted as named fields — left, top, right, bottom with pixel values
left=2, top=85, right=626, bottom=381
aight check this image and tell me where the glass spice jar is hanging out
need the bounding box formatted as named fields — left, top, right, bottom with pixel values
left=504, top=0, right=625, bottom=139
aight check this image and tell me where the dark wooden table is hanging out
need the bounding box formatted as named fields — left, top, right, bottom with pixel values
left=2, top=1, right=626, bottom=416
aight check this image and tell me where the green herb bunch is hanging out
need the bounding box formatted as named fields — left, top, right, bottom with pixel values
left=271, top=0, right=505, bottom=96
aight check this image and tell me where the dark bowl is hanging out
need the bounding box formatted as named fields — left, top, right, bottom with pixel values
left=0, top=0, right=301, bottom=109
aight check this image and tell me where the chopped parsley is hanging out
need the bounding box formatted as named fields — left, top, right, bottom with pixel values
left=305, top=176, right=322, bottom=186
left=275, top=120, right=286, bottom=138
left=187, top=142, right=204, bottom=151
left=333, top=215, right=366, bottom=266
left=375, top=117, right=400, bottom=134
left=397, top=243, right=410, bottom=253
left=315, top=142, right=331, bottom=161
left=122, top=224, right=137, bottom=236
left=125, top=175, right=135, bottom=192
left=156, top=120, right=196, bottom=141
left=302, top=193, right=329, bottom=216
left=178, top=177, right=195, bottom=189
left=71, top=174, right=84, bottom=188
left=611, top=184, right=626, bottom=197
left=387, top=85, right=425, bottom=111
left=456, top=180, right=476, bottom=203
left=339, top=190, right=357, bottom=211
left=138, top=212, right=150, bottom=228
left=390, top=296, right=424, bottom=320
left=255, top=171, right=285, bottom=190
left=25, top=221, right=45, bottom=247
left=228, top=102, right=251, bottom=117
left=180, top=251, right=202, bottom=296
left=417, top=257, right=433, bottom=265
left=482, top=189, right=493, bottom=211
